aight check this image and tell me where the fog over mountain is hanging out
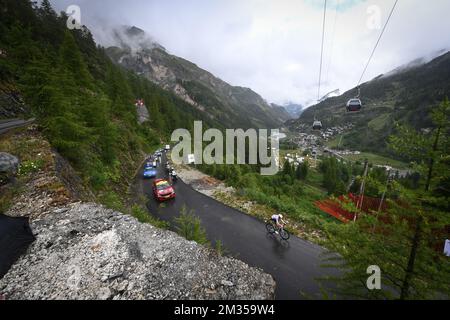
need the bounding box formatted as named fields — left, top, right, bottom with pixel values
left=274, top=103, right=305, bottom=118
left=106, top=25, right=292, bottom=128
left=286, top=103, right=305, bottom=118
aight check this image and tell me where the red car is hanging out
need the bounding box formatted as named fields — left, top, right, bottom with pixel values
left=152, top=179, right=176, bottom=201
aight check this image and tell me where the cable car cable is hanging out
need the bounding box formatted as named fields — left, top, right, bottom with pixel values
left=317, top=0, right=328, bottom=101
left=314, top=0, right=327, bottom=129
left=357, top=0, right=399, bottom=86
left=325, top=0, right=340, bottom=85
left=346, top=0, right=398, bottom=112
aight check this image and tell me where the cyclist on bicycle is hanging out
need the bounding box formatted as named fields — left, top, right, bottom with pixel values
left=271, top=213, right=286, bottom=234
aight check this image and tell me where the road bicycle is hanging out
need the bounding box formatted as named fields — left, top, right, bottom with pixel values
left=266, top=220, right=290, bottom=240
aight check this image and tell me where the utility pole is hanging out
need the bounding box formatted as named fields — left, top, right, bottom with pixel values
left=378, top=170, right=392, bottom=211
left=354, top=159, right=369, bottom=222
left=372, top=170, right=393, bottom=232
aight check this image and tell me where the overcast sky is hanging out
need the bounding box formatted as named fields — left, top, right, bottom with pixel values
left=51, top=0, right=450, bottom=106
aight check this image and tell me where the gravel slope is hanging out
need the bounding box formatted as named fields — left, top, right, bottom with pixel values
left=0, top=202, right=275, bottom=300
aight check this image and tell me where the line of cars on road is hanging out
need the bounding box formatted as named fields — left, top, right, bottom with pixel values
left=143, top=147, right=176, bottom=202
left=143, top=160, right=158, bottom=178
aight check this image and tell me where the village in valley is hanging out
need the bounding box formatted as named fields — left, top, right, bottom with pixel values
left=281, top=123, right=356, bottom=165
left=280, top=122, right=410, bottom=179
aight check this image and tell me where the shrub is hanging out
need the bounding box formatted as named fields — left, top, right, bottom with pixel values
left=174, top=206, right=209, bottom=245
left=131, top=205, right=169, bottom=229
left=18, top=159, right=44, bottom=176
left=214, top=239, right=226, bottom=257
left=98, top=191, right=125, bottom=212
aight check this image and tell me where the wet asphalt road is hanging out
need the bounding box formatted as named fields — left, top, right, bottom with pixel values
left=139, top=152, right=337, bottom=300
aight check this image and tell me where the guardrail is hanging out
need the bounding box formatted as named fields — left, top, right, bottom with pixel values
left=0, top=118, right=35, bottom=135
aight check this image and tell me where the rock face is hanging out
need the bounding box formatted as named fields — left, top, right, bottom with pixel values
left=0, top=203, right=275, bottom=300
left=0, top=87, right=30, bottom=119
left=136, top=104, right=149, bottom=124
left=0, top=152, right=19, bottom=174
left=278, top=103, right=304, bottom=119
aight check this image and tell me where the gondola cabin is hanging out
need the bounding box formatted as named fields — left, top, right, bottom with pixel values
left=346, top=99, right=362, bottom=112
left=312, top=120, right=323, bottom=130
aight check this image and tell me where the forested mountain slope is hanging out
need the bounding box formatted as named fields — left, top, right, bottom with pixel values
left=0, top=0, right=220, bottom=195
left=289, top=51, right=450, bottom=155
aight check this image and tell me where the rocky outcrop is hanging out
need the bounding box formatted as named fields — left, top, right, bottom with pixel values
left=0, top=152, right=18, bottom=174
left=0, top=152, right=19, bottom=185
left=0, top=202, right=275, bottom=300
left=0, top=83, right=30, bottom=119
left=136, top=104, right=150, bottom=124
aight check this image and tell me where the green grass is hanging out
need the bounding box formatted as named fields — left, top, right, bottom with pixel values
left=325, top=135, right=408, bottom=169
left=214, top=239, right=226, bottom=256
left=241, top=174, right=330, bottom=227
left=18, top=159, right=45, bottom=176
left=99, top=191, right=126, bottom=212
left=174, top=206, right=209, bottom=246
left=340, top=152, right=408, bottom=169
left=305, top=168, right=326, bottom=189
left=326, top=135, right=344, bottom=149
left=368, top=114, right=390, bottom=131
left=131, top=205, right=170, bottom=229
left=0, top=184, right=24, bottom=214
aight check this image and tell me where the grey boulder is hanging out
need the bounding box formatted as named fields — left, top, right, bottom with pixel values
left=0, top=152, right=19, bottom=174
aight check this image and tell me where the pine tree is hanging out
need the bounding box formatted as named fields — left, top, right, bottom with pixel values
left=389, top=97, right=450, bottom=299
left=37, top=0, right=64, bottom=48
left=296, top=161, right=309, bottom=180
left=322, top=157, right=338, bottom=195
left=59, top=30, right=93, bottom=89
left=282, top=160, right=293, bottom=177
left=39, top=0, right=57, bottom=18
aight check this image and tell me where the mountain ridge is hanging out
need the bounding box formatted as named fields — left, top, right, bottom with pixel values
left=106, top=26, right=291, bottom=129
left=281, top=103, right=305, bottom=118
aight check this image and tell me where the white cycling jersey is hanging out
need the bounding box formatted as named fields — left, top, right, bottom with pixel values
left=271, top=214, right=282, bottom=223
